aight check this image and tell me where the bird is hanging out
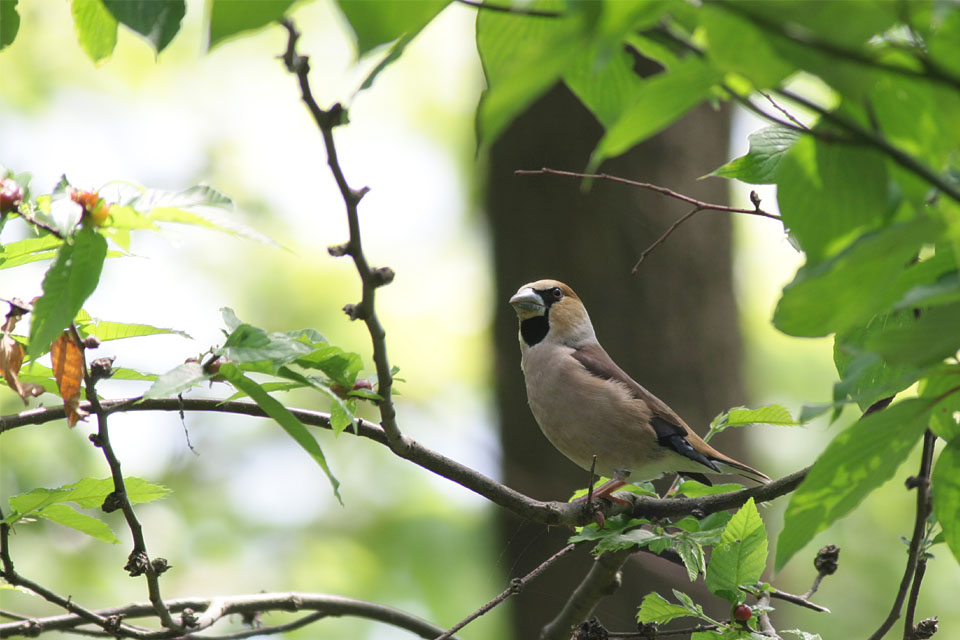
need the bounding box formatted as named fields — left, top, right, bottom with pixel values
left=509, top=279, right=769, bottom=503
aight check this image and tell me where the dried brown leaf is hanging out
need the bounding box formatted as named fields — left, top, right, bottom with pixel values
left=51, top=332, right=88, bottom=427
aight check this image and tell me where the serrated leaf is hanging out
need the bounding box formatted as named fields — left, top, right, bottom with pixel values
left=773, top=218, right=942, bottom=337
left=705, top=498, right=767, bottom=603
left=207, top=0, right=295, bottom=51
left=0, top=235, right=63, bottom=270
left=637, top=592, right=692, bottom=624
left=72, top=0, right=118, bottom=63
left=220, top=364, right=341, bottom=503
left=56, top=476, right=170, bottom=508
left=776, top=398, right=933, bottom=570
left=28, top=228, right=108, bottom=358
left=675, top=541, right=705, bottom=582
left=77, top=319, right=191, bottom=342
left=678, top=481, right=743, bottom=498
left=724, top=405, right=799, bottom=428
left=8, top=488, right=73, bottom=518
left=931, top=437, right=960, bottom=563
left=143, top=361, right=209, bottom=399
left=865, top=302, right=960, bottom=367
left=36, top=503, right=119, bottom=544
left=296, top=345, right=362, bottom=387
left=102, top=0, right=184, bottom=54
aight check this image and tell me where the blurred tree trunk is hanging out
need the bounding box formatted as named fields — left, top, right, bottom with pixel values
left=486, top=80, right=744, bottom=638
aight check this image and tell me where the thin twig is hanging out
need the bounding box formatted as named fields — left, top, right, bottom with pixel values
left=540, top=548, right=633, bottom=640
left=0, top=508, right=153, bottom=638
left=866, top=429, right=937, bottom=640
left=758, top=91, right=810, bottom=131
left=608, top=624, right=719, bottom=638
left=77, top=327, right=178, bottom=632
left=196, top=611, right=327, bottom=640
left=632, top=205, right=701, bottom=271
left=0, top=593, right=460, bottom=640
left=514, top=168, right=781, bottom=271
left=0, top=398, right=810, bottom=528
left=455, top=0, right=562, bottom=18
left=279, top=18, right=408, bottom=456
left=435, top=543, right=577, bottom=640
left=756, top=591, right=781, bottom=639
left=903, top=556, right=928, bottom=639
left=514, top=168, right=781, bottom=220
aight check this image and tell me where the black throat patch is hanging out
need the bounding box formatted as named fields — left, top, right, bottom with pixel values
left=520, top=315, right=549, bottom=346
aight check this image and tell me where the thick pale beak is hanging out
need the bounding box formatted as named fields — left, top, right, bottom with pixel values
left=509, top=287, right=545, bottom=318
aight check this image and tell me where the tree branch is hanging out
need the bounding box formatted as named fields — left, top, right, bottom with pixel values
left=0, top=593, right=460, bottom=640
left=435, top=543, right=577, bottom=640
left=278, top=18, right=407, bottom=456
left=866, top=429, right=937, bottom=640
left=0, top=398, right=808, bottom=528
left=540, top=548, right=634, bottom=640
left=78, top=334, right=177, bottom=631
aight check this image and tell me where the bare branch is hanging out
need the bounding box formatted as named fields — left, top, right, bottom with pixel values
left=77, top=328, right=178, bottom=631
left=0, top=593, right=460, bottom=640
left=540, top=548, right=633, bottom=640
left=632, top=206, right=702, bottom=271
left=1, top=398, right=809, bottom=528
left=514, top=168, right=781, bottom=220
left=867, top=429, right=937, bottom=640
left=435, top=543, right=577, bottom=640
left=278, top=18, right=407, bottom=456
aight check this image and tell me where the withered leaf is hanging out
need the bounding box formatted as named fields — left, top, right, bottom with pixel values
left=0, top=333, right=44, bottom=403
left=51, top=332, right=88, bottom=427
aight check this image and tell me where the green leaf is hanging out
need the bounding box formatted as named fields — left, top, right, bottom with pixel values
left=773, top=218, right=942, bottom=337
left=932, top=437, right=960, bottom=564
left=0, top=235, right=63, bottom=270
left=919, top=366, right=960, bottom=441
left=775, top=136, right=890, bottom=262
left=776, top=398, right=933, bottom=570
left=220, top=364, right=341, bottom=503
left=865, top=302, right=960, bottom=367
left=701, top=4, right=793, bottom=89
left=143, top=361, right=210, bottom=399
left=336, top=0, right=449, bottom=56
left=219, top=321, right=314, bottom=373
left=0, top=0, right=19, bottom=50
left=8, top=488, right=73, bottom=518
left=675, top=539, right=705, bottom=581
left=207, top=0, right=295, bottom=50
left=678, top=481, right=743, bottom=498
left=296, top=345, right=362, bottom=387
left=563, top=44, right=644, bottom=129
left=637, top=592, right=693, bottom=624
left=717, top=405, right=799, bottom=429
left=71, top=0, right=118, bottom=63
left=476, top=0, right=585, bottom=148
left=36, top=504, right=120, bottom=544
left=833, top=312, right=927, bottom=411
left=27, top=228, right=108, bottom=358
left=705, top=498, right=767, bottom=603
left=77, top=319, right=191, bottom=342
left=709, top=126, right=800, bottom=184
left=102, top=0, right=184, bottom=54
left=589, top=56, right=721, bottom=171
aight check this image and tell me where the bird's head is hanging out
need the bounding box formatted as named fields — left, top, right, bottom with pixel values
left=509, top=279, right=595, bottom=348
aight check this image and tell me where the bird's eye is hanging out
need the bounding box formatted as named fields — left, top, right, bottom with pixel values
left=550, top=287, right=563, bottom=300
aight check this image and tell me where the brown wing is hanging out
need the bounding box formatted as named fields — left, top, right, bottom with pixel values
left=571, top=342, right=720, bottom=472
left=571, top=342, right=770, bottom=483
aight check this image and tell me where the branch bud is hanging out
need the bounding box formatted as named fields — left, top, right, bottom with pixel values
left=327, top=242, right=351, bottom=257
left=814, top=544, right=840, bottom=575
left=371, top=266, right=395, bottom=288
left=910, top=617, right=938, bottom=640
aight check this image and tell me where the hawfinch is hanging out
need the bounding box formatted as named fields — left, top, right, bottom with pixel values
left=510, top=279, right=769, bottom=501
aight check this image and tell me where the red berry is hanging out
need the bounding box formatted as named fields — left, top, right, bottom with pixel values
left=352, top=379, right=373, bottom=391
left=0, top=179, right=24, bottom=214
left=733, top=604, right=753, bottom=621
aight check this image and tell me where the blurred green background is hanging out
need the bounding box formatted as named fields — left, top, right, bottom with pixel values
left=1, top=2, right=956, bottom=639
